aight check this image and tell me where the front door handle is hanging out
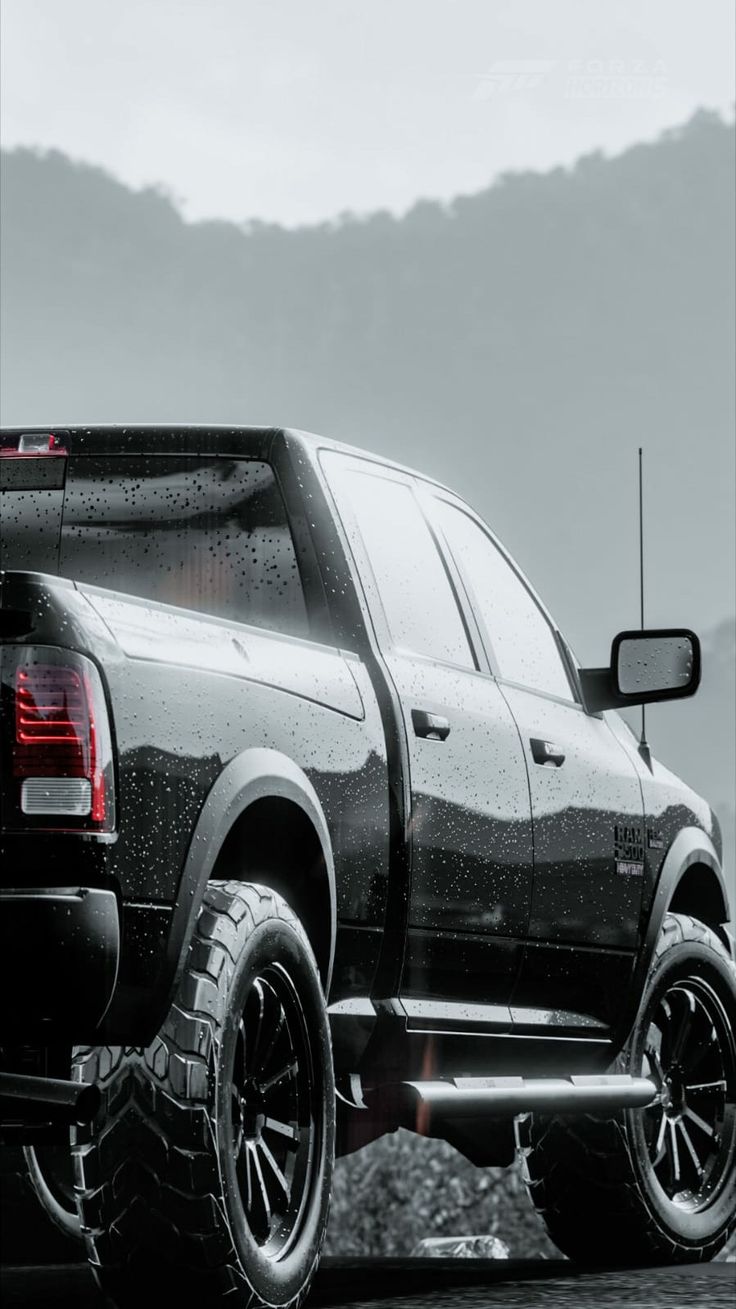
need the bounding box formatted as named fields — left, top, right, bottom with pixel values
left=412, top=709, right=451, bottom=741
left=530, top=737, right=565, bottom=767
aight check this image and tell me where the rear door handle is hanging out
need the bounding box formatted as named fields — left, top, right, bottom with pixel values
left=530, top=737, right=565, bottom=767
left=412, top=709, right=451, bottom=741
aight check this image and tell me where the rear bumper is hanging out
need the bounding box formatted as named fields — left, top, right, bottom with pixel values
left=0, top=887, right=120, bottom=1039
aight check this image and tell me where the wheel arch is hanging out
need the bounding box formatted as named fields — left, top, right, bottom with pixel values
left=668, top=862, right=731, bottom=945
left=166, top=748, right=337, bottom=1001
left=614, top=826, right=732, bottom=1049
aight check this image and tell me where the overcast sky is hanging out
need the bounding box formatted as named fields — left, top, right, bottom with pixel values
left=1, top=0, right=734, bottom=226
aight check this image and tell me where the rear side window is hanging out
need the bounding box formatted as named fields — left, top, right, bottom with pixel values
left=323, top=458, right=474, bottom=668
left=60, top=456, right=309, bottom=638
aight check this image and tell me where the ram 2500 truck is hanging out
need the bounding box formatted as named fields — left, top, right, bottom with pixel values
left=1, top=424, right=734, bottom=1308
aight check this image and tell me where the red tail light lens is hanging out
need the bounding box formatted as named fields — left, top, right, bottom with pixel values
left=15, top=666, right=87, bottom=749
left=2, top=648, right=115, bottom=831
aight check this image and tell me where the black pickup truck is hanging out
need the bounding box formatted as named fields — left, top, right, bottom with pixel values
left=1, top=424, right=734, bottom=1307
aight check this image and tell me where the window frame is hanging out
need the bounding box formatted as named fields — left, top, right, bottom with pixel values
left=421, top=484, right=581, bottom=707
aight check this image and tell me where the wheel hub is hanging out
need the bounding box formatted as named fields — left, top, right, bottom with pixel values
left=660, top=1069, right=687, bottom=1120
left=239, top=1079, right=267, bottom=1139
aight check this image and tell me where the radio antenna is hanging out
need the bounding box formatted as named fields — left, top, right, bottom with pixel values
left=638, top=447, right=651, bottom=766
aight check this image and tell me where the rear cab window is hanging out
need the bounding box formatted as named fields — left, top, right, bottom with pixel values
left=60, top=455, right=310, bottom=638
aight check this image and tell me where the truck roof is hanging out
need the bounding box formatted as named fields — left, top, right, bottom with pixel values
left=0, top=423, right=453, bottom=496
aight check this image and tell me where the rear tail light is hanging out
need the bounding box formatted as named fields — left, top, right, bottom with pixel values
left=1, top=647, right=115, bottom=832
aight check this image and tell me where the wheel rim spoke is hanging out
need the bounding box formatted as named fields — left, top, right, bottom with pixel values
left=259, top=1138, right=291, bottom=1200
left=678, top=1011, right=714, bottom=1076
left=260, top=1059, right=298, bottom=1096
left=668, top=990, right=694, bottom=1065
left=245, top=981, right=268, bottom=1076
left=652, top=1110, right=668, bottom=1166
left=678, top=1121, right=704, bottom=1179
left=249, top=1141, right=272, bottom=1231
left=668, top=1121, right=681, bottom=1186
left=684, top=1106, right=715, bottom=1138
left=242, top=1140, right=253, bottom=1210
left=254, top=1004, right=286, bottom=1081
left=648, top=1048, right=666, bottom=1086
left=645, top=1022, right=666, bottom=1085
left=264, top=1116, right=300, bottom=1148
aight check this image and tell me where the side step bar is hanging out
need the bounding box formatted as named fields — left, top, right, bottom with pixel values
left=367, top=1074, right=658, bottom=1123
left=0, top=1072, right=100, bottom=1126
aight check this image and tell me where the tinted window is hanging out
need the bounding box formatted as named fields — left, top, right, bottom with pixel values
left=60, top=456, right=309, bottom=637
left=327, top=462, right=474, bottom=667
left=435, top=498, right=571, bottom=698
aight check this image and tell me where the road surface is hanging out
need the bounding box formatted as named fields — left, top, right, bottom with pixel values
left=1, top=1258, right=734, bottom=1308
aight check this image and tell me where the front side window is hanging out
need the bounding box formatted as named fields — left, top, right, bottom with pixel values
left=435, top=497, right=572, bottom=699
left=60, top=456, right=309, bottom=638
left=324, top=458, right=474, bottom=668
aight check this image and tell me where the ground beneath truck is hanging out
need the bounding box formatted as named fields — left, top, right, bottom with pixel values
left=1, top=1257, right=735, bottom=1309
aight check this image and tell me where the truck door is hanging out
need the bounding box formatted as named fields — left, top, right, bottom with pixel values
left=431, top=492, right=646, bottom=1031
left=322, top=453, right=534, bottom=1010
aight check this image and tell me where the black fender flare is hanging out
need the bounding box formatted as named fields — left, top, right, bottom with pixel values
left=614, top=826, right=731, bottom=1048
left=165, top=747, right=337, bottom=1002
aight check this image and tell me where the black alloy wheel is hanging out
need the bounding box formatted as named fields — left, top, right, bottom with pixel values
left=641, top=977, right=736, bottom=1211
left=230, top=965, right=320, bottom=1258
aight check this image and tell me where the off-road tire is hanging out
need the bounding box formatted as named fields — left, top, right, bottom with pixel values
left=71, top=882, right=335, bottom=1308
left=519, top=913, right=736, bottom=1264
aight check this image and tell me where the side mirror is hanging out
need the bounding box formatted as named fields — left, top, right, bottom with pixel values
left=579, top=629, right=701, bottom=713
left=612, top=630, right=700, bottom=701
